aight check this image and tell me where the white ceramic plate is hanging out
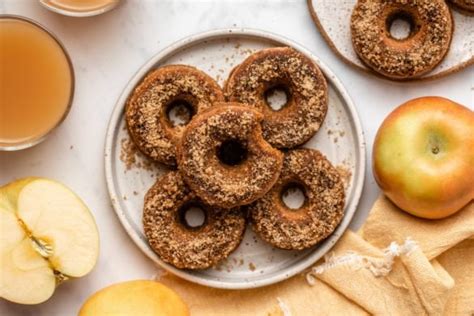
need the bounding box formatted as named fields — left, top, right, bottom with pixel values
left=104, top=29, right=366, bottom=289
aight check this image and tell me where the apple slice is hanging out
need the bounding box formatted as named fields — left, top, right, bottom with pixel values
left=0, top=178, right=99, bottom=304
left=1, top=234, right=56, bottom=305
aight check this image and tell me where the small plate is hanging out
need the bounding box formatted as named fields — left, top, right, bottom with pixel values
left=307, top=0, right=474, bottom=81
left=104, top=29, right=366, bottom=289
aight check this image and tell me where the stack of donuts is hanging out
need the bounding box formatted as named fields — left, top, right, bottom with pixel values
left=126, top=47, right=346, bottom=270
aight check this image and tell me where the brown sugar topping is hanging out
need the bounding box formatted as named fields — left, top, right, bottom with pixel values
left=126, top=65, right=224, bottom=166
left=225, top=47, right=328, bottom=148
left=143, top=171, right=246, bottom=269
left=249, top=149, right=345, bottom=250
left=351, top=0, right=453, bottom=79
left=177, top=104, right=283, bottom=208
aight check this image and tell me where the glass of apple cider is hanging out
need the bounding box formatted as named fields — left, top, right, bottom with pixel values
left=39, top=0, right=121, bottom=17
left=0, top=15, right=74, bottom=150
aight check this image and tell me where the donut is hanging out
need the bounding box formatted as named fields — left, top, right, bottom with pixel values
left=177, top=103, right=284, bottom=209
left=449, top=0, right=474, bottom=12
left=248, top=148, right=345, bottom=250
left=143, top=171, right=246, bottom=270
left=126, top=65, right=224, bottom=166
left=350, top=0, right=453, bottom=80
left=225, top=47, right=328, bottom=149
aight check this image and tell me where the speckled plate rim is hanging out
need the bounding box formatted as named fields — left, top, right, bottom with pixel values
left=104, top=28, right=366, bottom=289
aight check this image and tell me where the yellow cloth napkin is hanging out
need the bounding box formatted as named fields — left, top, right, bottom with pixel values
left=160, top=196, right=474, bottom=315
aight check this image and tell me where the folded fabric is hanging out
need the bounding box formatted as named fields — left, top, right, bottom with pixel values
left=437, top=238, right=474, bottom=315
left=159, top=196, right=474, bottom=315
left=361, top=197, right=474, bottom=260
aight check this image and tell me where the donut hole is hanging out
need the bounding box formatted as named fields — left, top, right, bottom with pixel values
left=166, top=99, right=195, bottom=127
left=281, top=183, right=307, bottom=210
left=179, top=203, right=207, bottom=230
left=386, top=11, right=419, bottom=40
left=217, top=139, right=248, bottom=166
left=265, top=85, right=290, bottom=111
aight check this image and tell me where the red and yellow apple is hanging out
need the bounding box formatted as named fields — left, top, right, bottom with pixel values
left=373, top=96, right=474, bottom=219
left=78, top=280, right=189, bottom=316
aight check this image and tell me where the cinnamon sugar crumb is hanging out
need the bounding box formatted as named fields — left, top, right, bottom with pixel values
left=336, top=165, right=352, bottom=189
left=120, top=138, right=138, bottom=170
left=249, top=262, right=256, bottom=271
left=120, top=137, right=158, bottom=172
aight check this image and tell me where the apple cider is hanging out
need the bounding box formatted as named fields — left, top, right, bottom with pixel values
left=41, top=0, right=119, bottom=12
left=0, top=16, right=73, bottom=150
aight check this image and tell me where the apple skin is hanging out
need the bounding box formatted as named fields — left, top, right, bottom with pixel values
left=373, top=96, right=474, bottom=219
left=78, top=280, right=189, bottom=316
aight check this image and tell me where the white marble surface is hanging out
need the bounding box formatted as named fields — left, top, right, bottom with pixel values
left=0, top=1, right=472, bottom=315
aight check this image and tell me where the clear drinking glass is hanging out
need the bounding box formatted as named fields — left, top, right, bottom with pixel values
left=0, top=15, right=75, bottom=151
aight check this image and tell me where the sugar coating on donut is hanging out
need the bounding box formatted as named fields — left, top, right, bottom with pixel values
left=249, top=148, right=345, bottom=250
left=177, top=104, right=283, bottom=209
left=143, top=171, right=246, bottom=269
left=225, top=47, right=328, bottom=149
left=351, top=0, right=453, bottom=79
left=126, top=65, right=224, bottom=166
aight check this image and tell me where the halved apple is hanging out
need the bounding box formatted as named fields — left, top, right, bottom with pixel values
left=0, top=178, right=99, bottom=304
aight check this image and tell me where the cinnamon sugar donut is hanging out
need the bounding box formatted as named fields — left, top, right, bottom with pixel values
left=249, top=149, right=345, bottom=250
left=351, top=0, right=453, bottom=80
left=126, top=65, right=224, bottom=166
left=225, top=47, right=328, bottom=149
left=143, top=171, right=246, bottom=270
left=177, top=104, right=283, bottom=209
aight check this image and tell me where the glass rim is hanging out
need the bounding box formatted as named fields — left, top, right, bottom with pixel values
left=39, top=0, right=121, bottom=17
left=0, top=14, right=75, bottom=151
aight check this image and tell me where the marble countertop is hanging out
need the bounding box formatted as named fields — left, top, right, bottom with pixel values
left=0, top=1, right=472, bottom=315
